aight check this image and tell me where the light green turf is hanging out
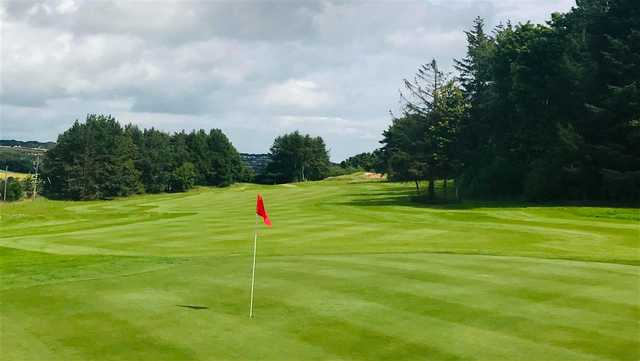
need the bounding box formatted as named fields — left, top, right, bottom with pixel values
left=1, top=173, right=639, bottom=360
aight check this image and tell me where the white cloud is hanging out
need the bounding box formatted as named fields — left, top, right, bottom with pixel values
left=385, top=28, right=466, bottom=60
left=261, top=79, right=333, bottom=109
left=0, top=0, right=576, bottom=161
left=55, top=0, right=78, bottom=15
left=274, top=115, right=378, bottom=139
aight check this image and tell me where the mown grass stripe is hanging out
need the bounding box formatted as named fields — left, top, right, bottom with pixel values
left=299, top=255, right=639, bottom=320
left=259, top=263, right=635, bottom=361
left=207, top=266, right=610, bottom=361
left=267, top=256, right=639, bottom=341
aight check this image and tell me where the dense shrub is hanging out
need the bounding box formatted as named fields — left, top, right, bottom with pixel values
left=169, top=162, right=197, bottom=192
left=0, top=178, right=24, bottom=201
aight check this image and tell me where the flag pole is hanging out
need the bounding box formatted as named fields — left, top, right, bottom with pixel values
left=249, top=214, right=258, bottom=318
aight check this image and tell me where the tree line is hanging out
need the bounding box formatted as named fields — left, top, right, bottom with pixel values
left=377, top=0, right=639, bottom=202
left=35, top=115, right=334, bottom=200
left=42, top=114, right=249, bottom=200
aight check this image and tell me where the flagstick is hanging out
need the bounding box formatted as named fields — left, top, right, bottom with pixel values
left=249, top=214, right=258, bottom=318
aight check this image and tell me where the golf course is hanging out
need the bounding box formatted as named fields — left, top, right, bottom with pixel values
left=0, top=173, right=638, bottom=360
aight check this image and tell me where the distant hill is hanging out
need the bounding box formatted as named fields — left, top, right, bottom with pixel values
left=0, top=140, right=53, bottom=173
left=0, top=148, right=39, bottom=173
left=240, top=153, right=271, bottom=174
left=0, top=140, right=56, bottom=150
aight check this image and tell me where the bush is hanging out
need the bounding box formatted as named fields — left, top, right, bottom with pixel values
left=21, top=175, right=42, bottom=198
left=168, top=162, right=197, bottom=192
left=0, top=178, right=24, bottom=201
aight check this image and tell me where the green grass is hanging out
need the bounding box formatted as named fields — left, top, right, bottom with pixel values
left=1, top=173, right=638, bottom=360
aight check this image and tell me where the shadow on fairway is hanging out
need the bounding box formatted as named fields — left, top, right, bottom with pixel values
left=176, top=304, right=209, bottom=310
left=339, top=185, right=639, bottom=211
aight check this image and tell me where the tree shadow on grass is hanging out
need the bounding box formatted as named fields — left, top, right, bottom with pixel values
left=339, top=183, right=639, bottom=210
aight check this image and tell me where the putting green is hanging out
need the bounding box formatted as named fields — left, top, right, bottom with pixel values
left=1, top=174, right=638, bottom=360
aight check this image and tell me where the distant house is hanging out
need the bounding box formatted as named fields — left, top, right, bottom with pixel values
left=240, top=153, right=272, bottom=174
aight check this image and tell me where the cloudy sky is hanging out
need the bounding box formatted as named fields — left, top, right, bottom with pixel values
left=1, top=0, right=574, bottom=161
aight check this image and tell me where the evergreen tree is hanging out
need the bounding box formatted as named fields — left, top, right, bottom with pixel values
left=379, top=114, right=428, bottom=195
left=42, top=115, right=246, bottom=199
left=206, top=129, right=246, bottom=186
left=138, top=128, right=173, bottom=193
left=442, top=1, right=638, bottom=201
left=43, top=115, right=141, bottom=200
left=381, top=80, right=466, bottom=199
left=383, top=59, right=466, bottom=200
left=264, top=131, right=331, bottom=183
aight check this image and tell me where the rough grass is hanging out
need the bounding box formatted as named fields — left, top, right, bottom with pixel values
left=1, top=173, right=638, bottom=360
left=1, top=170, right=29, bottom=180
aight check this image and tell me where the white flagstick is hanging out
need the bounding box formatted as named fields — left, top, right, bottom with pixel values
left=249, top=214, right=258, bottom=318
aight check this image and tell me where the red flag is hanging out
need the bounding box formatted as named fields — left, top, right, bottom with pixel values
left=256, top=194, right=272, bottom=227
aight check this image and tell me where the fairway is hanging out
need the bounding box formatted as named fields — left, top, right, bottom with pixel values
left=1, top=174, right=638, bottom=360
